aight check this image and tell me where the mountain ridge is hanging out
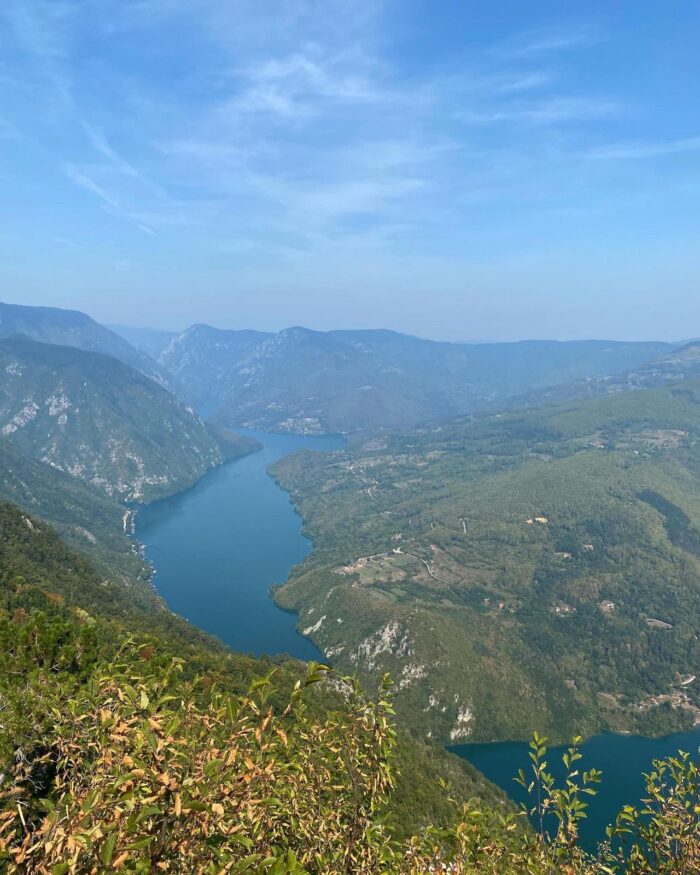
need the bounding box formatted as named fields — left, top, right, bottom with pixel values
left=0, top=301, right=177, bottom=393
left=127, top=318, right=675, bottom=433
left=0, top=335, right=257, bottom=502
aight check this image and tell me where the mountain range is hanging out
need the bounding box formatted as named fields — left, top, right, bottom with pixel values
left=505, top=340, right=700, bottom=410
left=114, top=319, right=675, bottom=433
left=0, top=298, right=698, bottom=866
left=0, top=335, right=256, bottom=502
left=3, top=299, right=699, bottom=747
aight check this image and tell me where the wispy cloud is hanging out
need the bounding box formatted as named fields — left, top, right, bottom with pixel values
left=81, top=123, right=167, bottom=197
left=1, top=0, right=77, bottom=60
left=222, top=50, right=392, bottom=123
left=496, top=25, right=603, bottom=59
left=457, top=96, right=621, bottom=127
left=62, top=164, right=156, bottom=235
left=1, top=0, right=693, bottom=288
left=587, top=135, right=700, bottom=160
left=62, top=164, right=120, bottom=211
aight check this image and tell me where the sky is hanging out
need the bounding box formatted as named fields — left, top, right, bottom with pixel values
left=0, top=0, right=699, bottom=341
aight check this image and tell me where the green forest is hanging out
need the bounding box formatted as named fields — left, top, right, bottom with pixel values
left=0, top=502, right=697, bottom=873
left=272, top=380, right=700, bottom=743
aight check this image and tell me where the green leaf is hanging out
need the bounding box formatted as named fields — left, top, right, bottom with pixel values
left=101, top=831, right=118, bottom=866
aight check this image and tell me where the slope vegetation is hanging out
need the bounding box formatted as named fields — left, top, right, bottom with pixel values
left=0, top=336, right=256, bottom=501
left=157, top=323, right=273, bottom=412
left=199, top=327, right=672, bottom=433
left=0, top=435, right=149, bottom=590
left=509, top=340, right=700, bottom=409
left=272, top=381, right=700, bottom=743
left=0, top=301, right=174, bottom=390
left=0, top=501, right=506, bottom=850
left=0, top=501, right=696, bottom=873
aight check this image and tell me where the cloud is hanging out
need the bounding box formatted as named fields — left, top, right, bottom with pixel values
left=62, top=164, right=157, bottom=235
left=62, top=164, right=122, bottom=210
left=223, top=50, right=391, bottom=122
left=481, top=71, right=555, bottom=95
left=456, top=97, right=620, bottom=127
left=496, top=25, right=602, bottom=58
left=81, top=123, right=167, bottom=197
left=587, top=135, right=700, bottom=160
left=4, top=1, right=683, bottom=275
left=1, top=0, right=77, bottom=60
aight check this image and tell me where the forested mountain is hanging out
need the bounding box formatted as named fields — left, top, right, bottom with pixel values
left=272, top=380, right=700, bottom=744
left=0, top=336, right=256, bottom=501
left=145, top=321, right=673, bottom=432
left=156, top=323, right=274, bottom=413
left=0, top=501, right=511, bottom=863
left=0, top=301, right=174, bottom=391
left=0, top=435, right=149, bottom=590
left=18, top=305, right=677, bottom=432
left=507, top=340, right=700, bottom=410
left=1, top=501, right=695, bottom=872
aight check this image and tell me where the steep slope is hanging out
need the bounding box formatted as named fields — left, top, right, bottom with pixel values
left=108, top=323, right=177, bottom=359
left=157, top=323, right=274, bottom=413
left=198, top=326, right=671, bottom=433
left=0, top=301, right=175, bottom=391
left=0, top=336, right=257, bottom=501
left=0, top=435, right=150, bottom=590
left=0, top=503, right=695, bottom=873
left=0, top=501, right=508, bottom=845
left=272, top=380, right=700, bottom=743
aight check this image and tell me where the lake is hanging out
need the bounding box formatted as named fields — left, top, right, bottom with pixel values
left=137, top=429, right=699, bottom=846
left=454, top=727, right=700, bottom=849
left=136, top=429, right=344, bottom=660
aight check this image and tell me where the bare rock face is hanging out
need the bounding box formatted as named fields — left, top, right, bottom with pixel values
left=0, top=336, right=249, bottom=502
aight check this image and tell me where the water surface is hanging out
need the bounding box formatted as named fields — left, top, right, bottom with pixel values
left=137, top=427, right=700, bottom=849
left=136, top=430, right=344, bottom=660
left=454, top=727, right=700, bottom=850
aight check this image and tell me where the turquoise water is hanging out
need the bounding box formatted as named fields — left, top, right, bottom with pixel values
left=454, top=728, right=700, bottom=849
left=137, top=428, right=700, bottom=846
left=136, top=430, right=344, bottom=660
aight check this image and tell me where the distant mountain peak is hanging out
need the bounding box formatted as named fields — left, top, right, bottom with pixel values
left=0, top=301, right=175, bottom=393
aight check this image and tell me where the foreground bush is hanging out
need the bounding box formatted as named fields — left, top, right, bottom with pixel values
left=0, top=652, right=698, bottom=873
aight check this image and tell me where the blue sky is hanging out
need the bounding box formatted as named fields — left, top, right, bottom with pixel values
left=1, top=0, right=698, bottom=340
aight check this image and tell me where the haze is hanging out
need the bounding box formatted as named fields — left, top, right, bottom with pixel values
left=1, top=0, right=698, bottom=341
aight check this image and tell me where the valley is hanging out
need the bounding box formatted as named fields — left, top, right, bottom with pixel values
left=0, top=300, right=698, bottom=867
left=2, top=4, right=698, bottom=866
left=135, top=429, right=344, bottom=660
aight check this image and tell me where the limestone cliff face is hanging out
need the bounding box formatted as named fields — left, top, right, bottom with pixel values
left=0, top=336, right=230, bottom=502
